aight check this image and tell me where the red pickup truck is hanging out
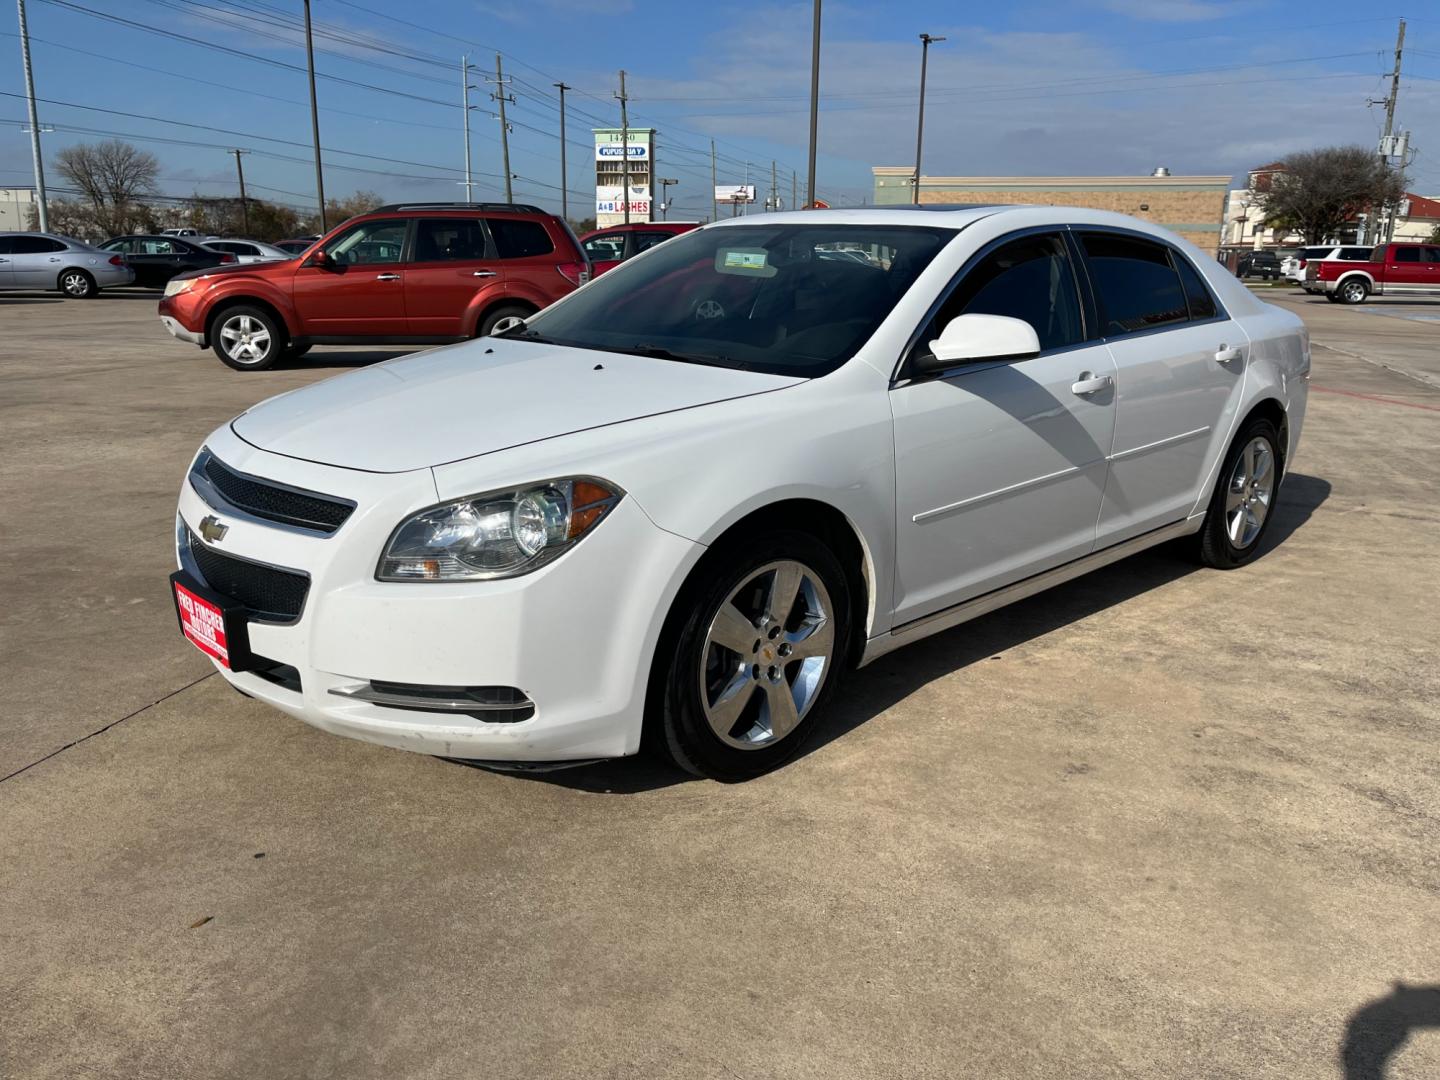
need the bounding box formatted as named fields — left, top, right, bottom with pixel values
left=1308, top=241, right=1440, bottom=303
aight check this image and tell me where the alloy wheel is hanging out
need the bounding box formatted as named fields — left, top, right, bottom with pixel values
left=699, top=559, right=835, bottom=750
left=1224, top=436, right=1275, bottom=549
left=1342, top=280, right=1367, bottom=303
left=219, top=314, right=273, bottom=365
left=61, top=271, right=90, bottom=297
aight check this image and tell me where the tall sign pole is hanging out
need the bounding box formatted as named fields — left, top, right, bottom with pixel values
left=16, top=0, right=49, bottom=231
left=554, top=81, right=571, bottom=221
left=302, top=0, right=327, bottom=231
left=805, top=0, right=821, bottom=207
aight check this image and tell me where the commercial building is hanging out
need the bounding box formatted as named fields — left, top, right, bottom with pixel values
left=872, top=167, right=1230, bottom=251
left=593, top=127, right=656, bottom=228
left=0, top=186, right=37, bottom=231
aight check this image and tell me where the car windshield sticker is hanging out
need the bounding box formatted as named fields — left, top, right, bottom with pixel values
left=716, top=248, right=776, bottom=277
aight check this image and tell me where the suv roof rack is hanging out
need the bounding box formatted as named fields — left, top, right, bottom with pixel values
left=373, top=201, right=546, bottom=214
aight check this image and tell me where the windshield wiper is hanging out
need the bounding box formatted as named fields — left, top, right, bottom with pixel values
left=497, top=326, right=555, bottom=344
left=612, top=343, right=747, bottom=370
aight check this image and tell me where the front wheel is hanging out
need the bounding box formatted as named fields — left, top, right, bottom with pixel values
left=211, top=306, right=283, bottom=371
left=656, top=531, right=850, bottom=781
left=1194, top=417, right=1282, bottom=569
left=58, top=269, right=95, bottom=298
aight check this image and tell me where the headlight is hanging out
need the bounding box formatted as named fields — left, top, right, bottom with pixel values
left=377, top=477, right=623, bottom=581
left=163, top=277, right=198, bottom=298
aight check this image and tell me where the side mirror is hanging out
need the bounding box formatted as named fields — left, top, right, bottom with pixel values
left=305, top=248, right=329, bottom=268
left=915, top=313, right=1041, bottom=375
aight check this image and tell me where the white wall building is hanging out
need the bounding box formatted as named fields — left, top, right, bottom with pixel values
left=0, top=186, right=37, bottom=232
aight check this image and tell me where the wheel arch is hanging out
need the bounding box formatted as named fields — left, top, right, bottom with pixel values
left=464, top=291, right=541, bottom=337
left=56, top=266, right=95, bottom=292
left=204, top=294, right=291, bottom=346
left=1334, top=269, right=1374, bottom=293
left=1241, top=396, right=1289, bottom=474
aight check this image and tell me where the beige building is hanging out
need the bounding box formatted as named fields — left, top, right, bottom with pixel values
left=872, top=167, right=1230, bottom=251
left=0, top=186, right=37, bottom=232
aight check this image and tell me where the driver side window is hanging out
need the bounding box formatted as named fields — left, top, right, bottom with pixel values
left=327, top=220, right=408, bottom=265
left=915, top=232, right=1085, bottom=363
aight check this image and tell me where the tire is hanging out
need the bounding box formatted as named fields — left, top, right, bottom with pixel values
left=1194, top=416, right=1282, bottom=569
left=654, top=529, right=851, bottom=781
left=211, top=305, right=284, bottom=371
left=58, top=268, right=95, bottom=298
left=1337, top=277, right=1369, bottom=304
left=477, top=304, right=533, bottom=337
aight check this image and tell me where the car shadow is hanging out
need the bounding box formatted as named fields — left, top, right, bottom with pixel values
left=1342, top=983, right=1440, bottom=1079
left=0, top=296, right=64, bottom=305
left=465, top=472, right=1329, bottom=793
left=275, top=349, right=424, bottom=370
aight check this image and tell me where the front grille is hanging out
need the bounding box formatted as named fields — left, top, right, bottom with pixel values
left=200, top=452, right=354, bottom=534
left=187, top=529, right=309, bottom=623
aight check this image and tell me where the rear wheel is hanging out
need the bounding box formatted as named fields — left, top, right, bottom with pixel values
left=478, top=304, right=533, bottom=337
left=655, top=530, right=850, bottom=781
left=1194, top=416, right=1282, bottom=569
left=1337, top=277, right=1369, bottom=304
left=58, top=268, right=95, bottom=298
left=211, top=306, right=283, bottom=371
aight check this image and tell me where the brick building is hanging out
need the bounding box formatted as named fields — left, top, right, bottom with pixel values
left=871, top=167, right=1230, bottom=251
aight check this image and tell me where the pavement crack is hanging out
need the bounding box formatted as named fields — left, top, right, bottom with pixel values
left=1310, top=341, right=1440, bottom=390
left=0, top=672, right=217, bottom=786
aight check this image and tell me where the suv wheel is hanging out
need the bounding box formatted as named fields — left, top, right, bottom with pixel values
left=1337, top=278, right=1369, bottom=304
left=212, top=306, right=283, bottom=371
left=478, top=304, right=533, bottom=337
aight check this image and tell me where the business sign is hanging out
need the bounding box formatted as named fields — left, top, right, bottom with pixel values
left=596, top=185, right=652, bottom=215
left=595, top=142, right=650, bottom=161
left=715, top=185, right=756, bottom=204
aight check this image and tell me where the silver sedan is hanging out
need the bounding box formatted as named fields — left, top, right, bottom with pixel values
left=0, top=232, right=135, bottom=297
left=201, top=239, right=294, bottom=264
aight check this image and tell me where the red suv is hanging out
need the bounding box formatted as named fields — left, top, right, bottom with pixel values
left=158, top=203, right=589, bottom=370
left=580, top=221, right=700, bottom=277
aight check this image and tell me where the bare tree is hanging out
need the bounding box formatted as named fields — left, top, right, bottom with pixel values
left=1250, top=146, right=1404, bottom=244
left=54, top=139, right=160, bottom=237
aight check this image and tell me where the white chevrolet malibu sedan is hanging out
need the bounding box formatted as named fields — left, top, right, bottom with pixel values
left=172, top=206, right=1308, bottom=781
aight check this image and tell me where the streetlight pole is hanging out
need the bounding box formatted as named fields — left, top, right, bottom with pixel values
left=16, top=0, right=49, bottom=231
left=302, top=0, right=326, bottom=231
left=657, top=178, right=677, bottom=219
left=913, top=32, right=945, bottom=205
left=461, top=55, right=475, bottom=202
left=805, top=0, right=821, bottom=208
left=554, top=81, right=571, bottom=221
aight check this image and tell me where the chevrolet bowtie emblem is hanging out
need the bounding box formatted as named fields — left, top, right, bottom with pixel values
left=199, top=515, right=229, bottom=543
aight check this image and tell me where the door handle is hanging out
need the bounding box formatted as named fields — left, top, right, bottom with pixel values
left=1071, top=372, right=1113, bottom=396
left=472, top=270, right=498, bottom=278
left=49, top=257, right=61, bottom=262
left=1215, top=344, right=1244, bottom=365
left=375, top=273, right=401, bottom=281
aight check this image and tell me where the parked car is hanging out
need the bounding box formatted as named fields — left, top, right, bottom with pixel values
left=0, top=231, right=134, bottom=297
left=1282, top=245, right=1373, bottom=288
left=1235, top=250, right=1281, bottom=279
left=160, top=228, right=206, bottom=238
left=203, top=239, right=294, bottom=264
left=581, top=221, right=699, bottom=276
left=1307, top=242, right=1440, bottom=303
left=101, top=235, right=235, bottom=288
left=169, top=206, right=1309, bottom=780
left=159, top=203, right=589, bottom=369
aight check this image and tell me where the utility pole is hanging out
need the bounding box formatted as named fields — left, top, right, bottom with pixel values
left=553, top=81, right=571, bottom=221
left=1382, top=18, right=1406, bottom=241
left=302, top=0, right=326, bottom=231
left=16, top=0, right=49, bottom=231
left=461, top=56, right=475, bottom=202
left=657, top=178, right=678, bottom=219
left=615, top=70, right=630, bottom=225
left=230, top=149, right=250, bottom=235
left=792, top=170, right=798, bottom=214
left=711, top=139, right=718, bottom=223
left=770, top=159, right=778, bottom=210
left=913, top=33, right=946, bottom=205
left=491, top=54, right=514, bottom=203
left=806, top=0, right=822, bottom=208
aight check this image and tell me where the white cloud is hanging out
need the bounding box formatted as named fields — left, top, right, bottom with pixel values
left=1097, top=0, right=1250, bottom=22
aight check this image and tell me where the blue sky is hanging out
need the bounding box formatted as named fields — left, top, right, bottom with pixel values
left=3, top=0, right=1438, bottom=222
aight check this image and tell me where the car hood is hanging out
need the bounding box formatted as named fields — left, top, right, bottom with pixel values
left=231, top=340, right=804, bottom=473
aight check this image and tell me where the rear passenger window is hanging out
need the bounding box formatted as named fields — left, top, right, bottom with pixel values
left=414, top=219, right=488, bottom=262
left=923, top=232, right=1085, bottom=354
left=1339, top=248, right=1371, bottom=260
left=1426, top=247, right=1440, bottom=264
left=488, top=219, right=554, bottom=259
left=633, top=232, right=674, bottom=253
left=1173, top=255, right=1218, bottom=321
left=1394, top=247, right=1421, bottom=263
left=1080, top=233, right=1188, bottom=335
left=10, top=235, right=66, bottom=254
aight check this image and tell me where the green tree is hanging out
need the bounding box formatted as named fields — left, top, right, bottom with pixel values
left=1250, top=146, right=1404, bottom=243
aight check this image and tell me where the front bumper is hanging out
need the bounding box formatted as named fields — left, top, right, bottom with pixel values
left=159, top=294, right=207, bottom=346
left=176, top=426, right=703, bottom=762
left=161, top=315, right=206, bottom=346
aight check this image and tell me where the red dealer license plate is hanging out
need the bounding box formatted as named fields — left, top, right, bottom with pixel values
left=171, top=571, right=251, bottom=671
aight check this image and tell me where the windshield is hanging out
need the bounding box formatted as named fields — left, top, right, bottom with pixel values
left=516, top=224, right=954, bottom=377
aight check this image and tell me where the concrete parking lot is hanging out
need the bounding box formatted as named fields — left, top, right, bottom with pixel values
left=1, top=287, right=1437, bottom=1079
